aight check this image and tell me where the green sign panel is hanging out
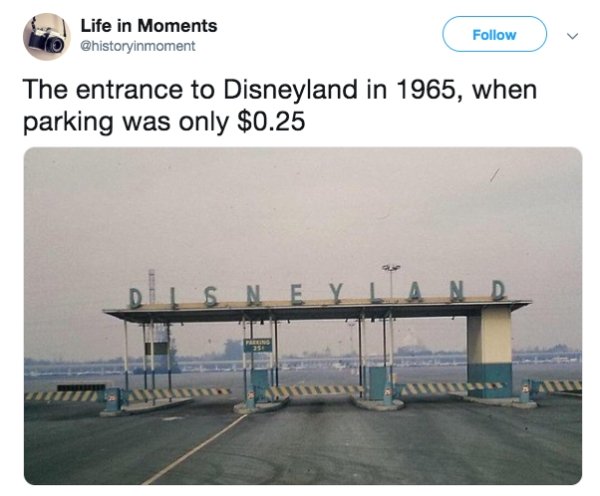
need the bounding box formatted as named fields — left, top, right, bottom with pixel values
left=244, top=338, right=273, bottom=353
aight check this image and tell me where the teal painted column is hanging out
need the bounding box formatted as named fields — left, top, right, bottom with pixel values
left=467, top=307, right=513, bottom=398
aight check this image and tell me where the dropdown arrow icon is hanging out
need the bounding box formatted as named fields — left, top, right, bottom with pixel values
left=567, top=33, right=579, bottom=39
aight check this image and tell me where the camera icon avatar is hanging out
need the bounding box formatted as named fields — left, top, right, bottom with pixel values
left=29, top=26, right=66, bottom=54
left=24, top=14, right=70, bottom=59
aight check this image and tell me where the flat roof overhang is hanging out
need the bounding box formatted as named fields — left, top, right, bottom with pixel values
left=103, top=297, right=531, bottom=325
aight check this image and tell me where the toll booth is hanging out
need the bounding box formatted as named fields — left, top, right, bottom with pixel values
left=243, top=334, right=275, bottom=406
left=368, top=366, right=388, bottom=401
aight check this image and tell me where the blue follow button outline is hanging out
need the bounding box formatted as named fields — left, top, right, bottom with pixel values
left=442, top=16, right=547, bottom=52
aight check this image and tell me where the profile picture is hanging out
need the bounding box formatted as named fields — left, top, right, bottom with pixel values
left=24, top=13, right=70, bottom=60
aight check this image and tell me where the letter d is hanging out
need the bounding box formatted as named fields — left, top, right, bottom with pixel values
left=129, top=288, right=142, bottom=309
left=491, top=280, right=505, bottom=301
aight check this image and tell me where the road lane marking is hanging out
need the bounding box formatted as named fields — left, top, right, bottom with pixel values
left=142, top=414, right=248, bottom=485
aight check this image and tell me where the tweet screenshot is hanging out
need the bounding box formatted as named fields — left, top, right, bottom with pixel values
left=12, top=0, right=595, bottom=490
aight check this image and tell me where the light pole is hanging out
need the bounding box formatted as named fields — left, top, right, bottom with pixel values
left=382, top=264, right=400, bottom=382
left=382, top=264, right=401, bottom=301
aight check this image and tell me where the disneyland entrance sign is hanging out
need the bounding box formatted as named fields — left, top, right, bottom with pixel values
left=128, top=280, right=507, bottom=309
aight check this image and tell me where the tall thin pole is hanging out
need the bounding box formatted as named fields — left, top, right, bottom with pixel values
left=150, top=318, right=156, bottom=405
left=250, top=320, right=254, bottom=371
left=389, top=271, right=394, bottom=374
left=275, top=320, right=279, bottom=386
left=166, top=323, right=172, bottom=391
left=382, top=317, right=387, bottom=368
left=358, top=318, right=362, bottom=395
left=382, top=264, right=400, bottom=383
left=389, top=311, right=394, bottom=382
left=148, top=269, right=156, bottom=305
left=148, top=269, right=156, bottom=397
left=363, top=313, right=368, bottom=396
left=242, top=317, right=247, bottom=400
left=123, top=320, right=129, bottom=391
left=142, top=323, right=147, bottom=390
left=269, top=316, right=274, bottom=385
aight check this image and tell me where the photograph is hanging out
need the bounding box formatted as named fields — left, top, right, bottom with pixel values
left=24, top=147, right=581, bottom=484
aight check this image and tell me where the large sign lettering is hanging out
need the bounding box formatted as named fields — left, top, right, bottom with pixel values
left=128, top=280, right=506, bottom=309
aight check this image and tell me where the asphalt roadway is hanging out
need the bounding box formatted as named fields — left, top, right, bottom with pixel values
left=24, top=393, right=581, bottom=485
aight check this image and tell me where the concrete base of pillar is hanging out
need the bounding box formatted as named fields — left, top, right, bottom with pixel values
left=467, top=362, right=512, bottom=398
left=351, top=396, right=405, bottom=411
left=233, top=397, right=290, bottom=415
left=459, top=394, right=538, bottom=409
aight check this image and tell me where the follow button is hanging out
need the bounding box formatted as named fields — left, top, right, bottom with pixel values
left=443, top=16, right=547, bottom=52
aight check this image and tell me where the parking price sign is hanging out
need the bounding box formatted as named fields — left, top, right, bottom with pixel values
left=244, top=338, right=273, bottom=353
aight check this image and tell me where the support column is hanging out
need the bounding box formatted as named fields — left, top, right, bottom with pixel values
left=467, top=306, right=513, bottom=398
left=123, top=320, right=129, bottom=391
left=388, top=310, right=394, bottom=383
left=242, top=317, right=247, bottom=400
left=274, top=319, right=279, bottom=386
left=382, top=318, right=387, bottom=367
left=166, top=323, right=172, bottom=391
left=142, top=324, right=147, bottom=389
left=362, top=314, right=368, bottom=395
left=250, top=320, right=254, bottom=371
left=358, top=318, right=363, bottom=395
left=269, top=316, right=274, bottom=385
left=150, top=319, right=156, bottom=396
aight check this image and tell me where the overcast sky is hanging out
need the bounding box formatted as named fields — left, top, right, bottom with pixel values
left=24, top=148, right=581, bottom=361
